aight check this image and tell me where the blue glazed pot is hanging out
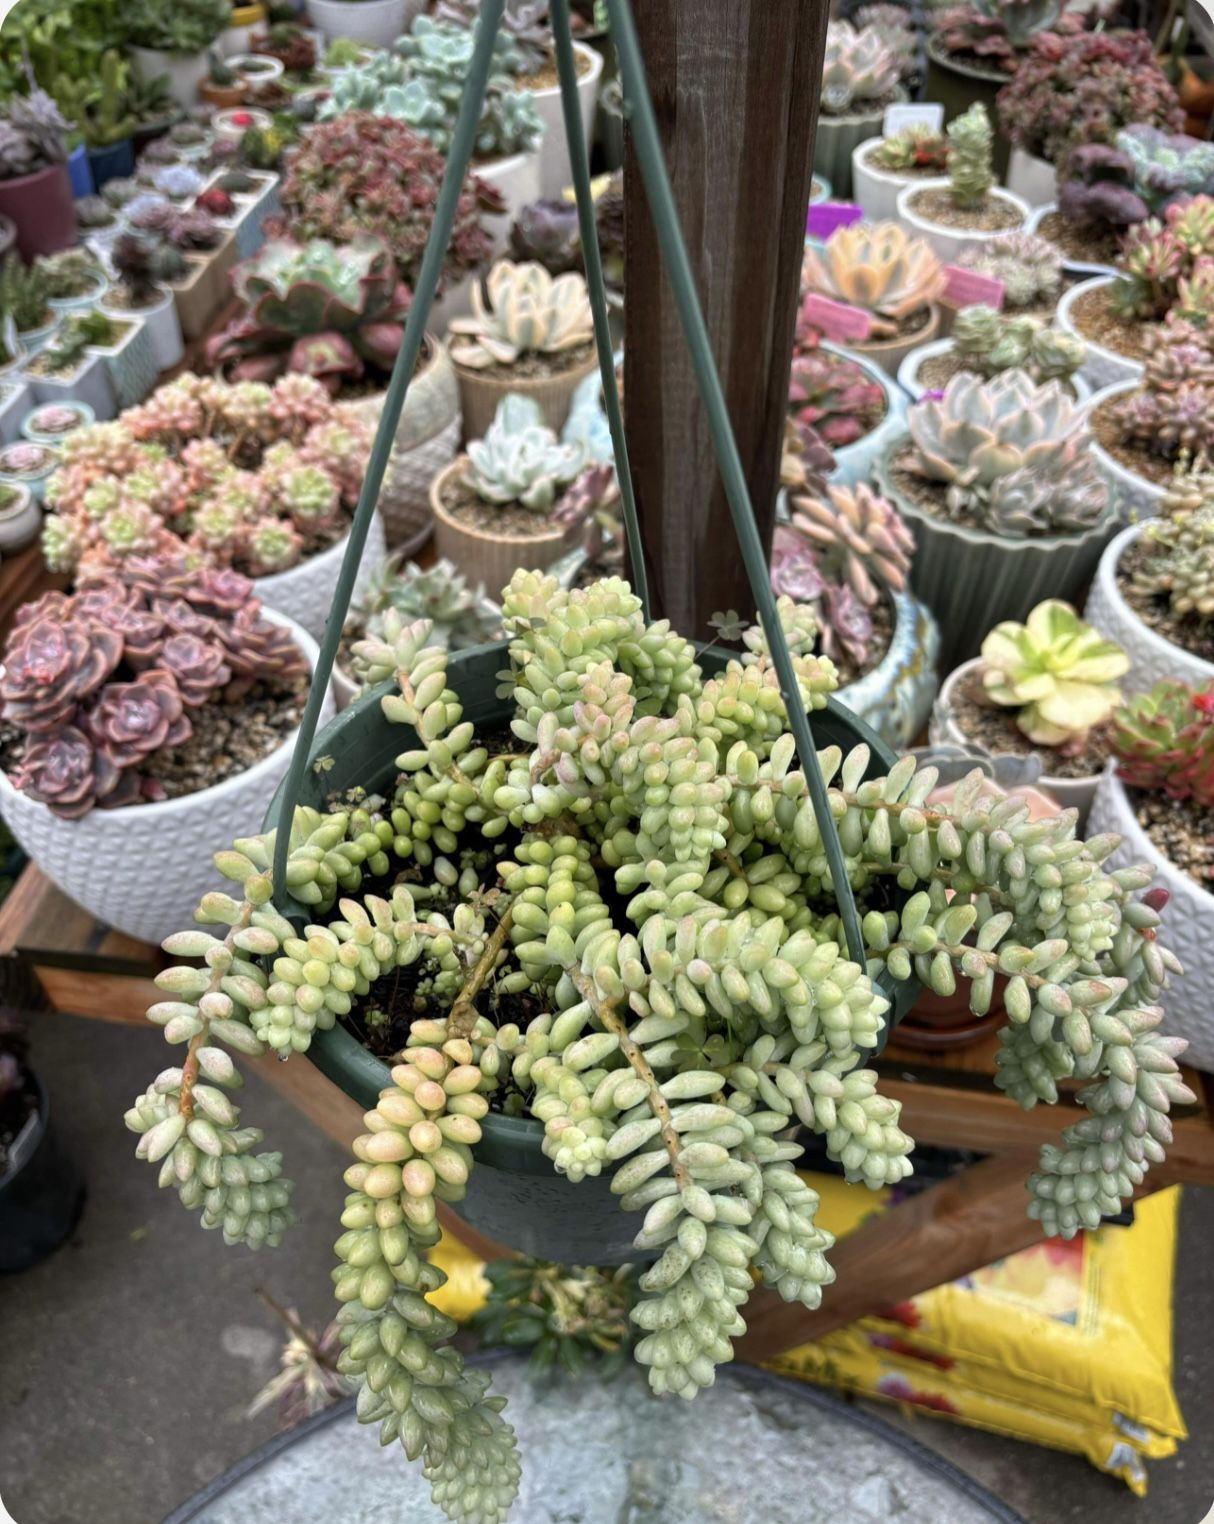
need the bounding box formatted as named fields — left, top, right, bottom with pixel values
left=86, top=138, right=135, bottom=189
left=67, top=143, right=93, bottom=199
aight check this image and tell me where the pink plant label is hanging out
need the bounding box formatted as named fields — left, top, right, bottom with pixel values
left=806, top=201, right=865, bottom=240
left=800, top=293, right=873, bottom=343
left=941, top=266, right=1006, bottom=310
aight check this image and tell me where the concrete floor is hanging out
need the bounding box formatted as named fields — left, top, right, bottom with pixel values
left=2, top=1010, right=1212, bottom=1524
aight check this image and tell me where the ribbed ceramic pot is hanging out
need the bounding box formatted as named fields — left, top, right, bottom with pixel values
left=1025, top=204, right=1119, bottom=279
left=836, top=584, right=941, bottom=749
left=1055, top=277, right=1143, bottom=391
left=1006, top=149, right=1057, bottom=209
left=930, top=657, right=1100, bottom=826
left=430, top=457, right=582, bottom=591
left=896, top=338, right=1091, bottom=405
left=851, top=137, right=932, bottom=223
left=524, top=42, right=604, bottom=198
left=1083, top=523, right=1214, bottom=693
left=256, top=510, right=387, bottom=641
left=1088, top=765, right=1214, bottom=1071
left=895, top=179, right=1030, bottom=266
left=263, top=643, right=918, bottom=1262
left=814, top=92, right=905, bottom=199
left=306, top=0, right=410, bottom=47
left=0, top=613, right=331, bottom=947
left=824, top=342, right=908, bottom=489
left=99, top=288, right=184, bottom=373
left=1084, top=380, right=1166, bottom=522
left=874, top=431, right=1119, bottom=670
left=28, top=351, right=117, bottom=422
left=455, top=347, right=599, bottom=442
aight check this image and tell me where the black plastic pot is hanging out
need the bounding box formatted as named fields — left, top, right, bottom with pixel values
left=924, top=36, right=1013, bottom=181
left=0, top=1076, right=85, bottom=1273
left=264, top=641, right=918, bottom=1263
left=87, top=138, right=136, bottom=190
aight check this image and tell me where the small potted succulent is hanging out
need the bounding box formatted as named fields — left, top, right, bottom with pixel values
left=306, top=0, right=412, bottom=50
left=22, top=318, right=118, bottom=421
left=212, top=106, right=276, bottom=140
left=167, top=119, right=215, bottom=161
left=874, top=369, right=1117, bottom=669
left=151, top=161, right=207, bottom=205
left=898, top=303, right=1088, bottom=402
left=206, top=235, right=461, bottom=553
left=1089, top=678, right=1214, bottom=1069
left=852, top=121, right=950, bottom=224
left=99, top=232, right=188, bottom=371
left=0, top=441, right=61, bottom=502
left=0, top=90, right=77, bottom=260
left=788, top=342, right=905, bottom=489
left=771, top=481, right=939, bottom=746
left=228, top=52, right=287, bottom=87
left=166, top=204, right=236, bottom=331
left=955, top=229, right=1067, bottom=323
left=0, top=477, right=42, bottom=554
left=448, top=260, right=598, bottom=440
left=431, top=393, right=612, bottom=589
left=931, top=599, right=1129, bottom=823
left=814, top=22, right=903, bottom=198
left=332, top=553, right=502, bottom=708
left=125, top=0, right=233, bottom=109
left=21, top=401, right=95, bottom=448
left=38, top=249, right=109, bottom=316
left=75, top=193, right=124, bottom=252
left=66, top=307, right=161, bottom=413
left=896, top=104, right=1029, bottom=264
left=1030, top=142, right=1149, bottom=278
left=40, top=372, right=384, bottom=640
left=250, top=22, right=320, bottom=78
left=200, top=51, right=247, bottom=109
left=0, top=554, right=327, bottom=944
left=800, top=222, right=945, bottom=377
left=54, top=49, right=140, bottom=190
left=1084, top=471, right=1214, bottom=695
left=0, top=254, right=58, bottom=354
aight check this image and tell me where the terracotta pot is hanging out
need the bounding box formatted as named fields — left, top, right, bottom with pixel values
left=200, top=80, right=247, bottom=107
left=895, top=981, right=1008, bottom=1050
left=431, top=457, right=581, bottom=590
left=454, top=346, right=599, bottom=442
left=849, top=303, right=942, bottom=380
left=0, top=164, right=77, bottom=260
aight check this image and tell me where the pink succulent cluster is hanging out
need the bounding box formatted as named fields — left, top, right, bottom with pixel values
left=40, top=373, right=371, bottom=580
left=1112, top=320, right=1214, bottom=464
left=788, top=351, right=886, bottom=449
left=0, top=557, right=307, bottom=818
left=1110, top=196, right=1214, bottom=322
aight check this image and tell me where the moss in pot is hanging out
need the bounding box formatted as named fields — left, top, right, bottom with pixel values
left=896, top=103, right=1028, bottom=263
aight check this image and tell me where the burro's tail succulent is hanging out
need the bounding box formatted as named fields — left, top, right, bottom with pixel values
left=125, top=572, right=1190, bottom=1524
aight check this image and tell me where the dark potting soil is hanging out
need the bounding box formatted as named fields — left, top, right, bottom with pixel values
left=903, top=187, right=1024, bottom=233
left=888, top=445, right=1066, bottom=540
left=440, top=468, right=560, bottom=541
left=139, top=680, right=310, bottom=798
left=949, top=664, right=1113, bottom=779
left=915, top=350, right=1083, bottom=399
left=1132, top=790, right=1214, bottom=891
left=518, top=45, right=592, bottom=91
left=884, top=304, right=934, bottom=345
left=1035, top=210, right=1124, bottom=269
left=1090, top=395, right=1174, bottom=487
left=459, top=339, right=595, bottom=387
left=1117, top=537, right=1214, bottom=666
left=1068, top=283, right=1151, bottom=362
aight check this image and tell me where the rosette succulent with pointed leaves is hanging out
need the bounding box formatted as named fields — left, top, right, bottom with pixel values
left=958, top=231, right=1063, bottom=312
left=352, top=554, right=501, bottom=664
left=819, top=22, right=900, bottom=114
left=1131, top=472, right=1214, bottom=628
left=41, top=373, right=371, bottom=580
left=870, top=124, right=948, bottom=174
left=0, top=555, right=306, bottom=817
left=206, top=236, right=412, bottom=390
left=802, top=223, right=945, bottom=337
left=464, top=394, right=587, bottom=510
left=449, top=261, right=595, bottom=370
left=906, top=370, right=1110, bottom=536
left=1111, top=321, right=1214, bottom=466
left=1109, top=197, right=1214, bottom=323
left=1112, top=679, right=1214, bottom=812
left=981, top=600, right=1130, bottom=749
left=952, top=305, right=1086, bottom=384
left=126, top=569, right=1190, bottom=1523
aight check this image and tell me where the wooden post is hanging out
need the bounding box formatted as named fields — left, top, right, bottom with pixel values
left=623, top=0, right=827, bottom=637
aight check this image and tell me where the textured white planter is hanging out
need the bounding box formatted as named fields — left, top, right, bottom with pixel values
left=255, top=509, right=387, bottom=641
left=474, top=151, right=543, bottom=257
left=129, top=46, right=210, bottom=110
left=1084, top=381, right=1166, bottom=521
left=0, top=613, right=332, bottom=947
left=88, top=317, right=159, bottom=411
left=428, top=271, right=475, bottom=333
left=1006, top=149, right=1057, bottom=208
left=1026, top=204, right=1119, bottom=279
left=28, top=351, right=117, bottom=421
left=896, top=179, right=1030, bottom=265
left=306, top=0, right=410, bottom=47
left=99, top=288, right=184, bottom=373
left=525, top=43, right=604, bottom=198
left=1056, top=277, right=1143, bottom=392
left=0, top=379, right=32, bottom=445
left=0, top=483, right=40, bottom=552
left=896, top=337, right=1091, bottom=405
left=825, top=342, right=908, bottom=490
left=851, top=138, right=927, bottom=224
left=48, top=273, right=108, bottom=316
left=229, top=53, right=285, bottom=84
left=930, top=657, right=1100, bottom=826
left=1084, top=523, right=1214, bottom=694
left=1088, top=766, right=1214, bottom=1071
left=214, top=107, right=275, bottom=140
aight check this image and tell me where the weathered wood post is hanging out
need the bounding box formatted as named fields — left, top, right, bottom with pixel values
left=623, top=0, right=829, bottom=637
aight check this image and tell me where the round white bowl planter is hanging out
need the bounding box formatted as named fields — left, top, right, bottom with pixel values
left=1025, top=205, right=1119, bottom=279
left=1088, top=765, right=1214, bottom=1071
left=525, top=43, right=604, bottom=198
left=18, top=315, right=60, bottom=356
left=895, top=179, right=1030, bottom=265
left=930, top=657, right=1101, bottom=825
left=0, top=482, right=41, bottom=552
left=824, top=342, right=908, bottom=489
left=306, top=0, right=414, bottom=48
left=1083, top=381, right=1166, bottom=522
left=1005, top=149, right=1057, bottom=209
left=20, top=400, right=94, bottom=447
left=229, top=53, right=285, bottom=85
left=837, top=584, right=941, bottom=750
left=255, top=510, right=387, bottom=642
left=129, top=47, right=210, bottom=110
left=475, top=153, right=543, bottom=256
left=851, top=137, right=932, bottom=224
left=897, top=338, right=1092, bottom=405
left=48, top=271, right=109, bottom=317
left=1056, top=276, right=1143, bottom=392
left=0, top=613, right=333, bottom=947
left=213, top=107, right=275, bottom=141
left=99, top=288, right=184, bottom=373
left=1084, top=523, right=1214, bottom=693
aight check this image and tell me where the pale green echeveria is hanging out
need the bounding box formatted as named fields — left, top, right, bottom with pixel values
left=907, top=370, right=1110, bottom=537
left=465, top=393, right=587, bottom=510
left=820, top=21, right=899, bottom=113
left=449, top=260, right=595, bottom=368
left=981, top=598, right=1130, bottom=747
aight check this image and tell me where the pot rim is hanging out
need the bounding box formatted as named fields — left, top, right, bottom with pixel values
left=1084, top=379, right=1169, bottom=503
left=1024, top=204, right=1120, bottom=277
left=431, top=455, right=576, bottom=551
left=896, top=177, right=1030, bottom=236
left=1095, top=762, right=1211, bottom=905
left=520, top=39, right=604, bottom=98
left=1094, top=521, right=1214, bottom=683
left=824, top=305, right=940, bottom=360
left=1056, top=275, right=1143, bottom=372
left=896, top=337, right=1091, bottom=405
left=924, top=32, right=1013, bottom=81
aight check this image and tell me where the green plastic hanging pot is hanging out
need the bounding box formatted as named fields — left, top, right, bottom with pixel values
left=263, top=642, right=919, bottom=1264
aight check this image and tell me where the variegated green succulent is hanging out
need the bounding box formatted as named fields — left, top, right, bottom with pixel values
left=449, top=260, right=594, bottom=370
left=947, top=102, right=995, bottom=209
left=464, top=394, right=587, bottom=510
left=952, top=305, right=1086, bottom=384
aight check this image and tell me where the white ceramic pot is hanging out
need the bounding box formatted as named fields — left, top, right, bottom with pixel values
left=1084, top=380, right=1166, bottom=521
left=824, top=342, right=908, bottom=490
left=99, top=288, right=184, bottom=373
left=896, top=337, right=1091, bottom=404
left=1088, top=765, right=1214, bottom=1071
left=0, top=613, right=333, bottom=947
left=48, top=273, right=109, bottom=316
left=0, top=379, right=33, bottom=445
left=306, top=0, right=410, bottom=48
left=525, top=42, right=604, bottom=198
left=0, top=482, right=40, bottom=552
left=851, top=137, right=925, bottom=224
left=213, top=107, right=275, bottom=140
left=229, top=52, right=285, bottom=84
left=28, top=350, right=117, bottom=422
left=87, top=317, right=159, bottom=410
left=1084, top=522, right=1214, bottom=693
left=1006, top=148, right=1057, bottom=209
left=1025, top=204, right=1119, bottom=279
left=255, top=509, right=387, bottom=641
left=18, top=316, right=60, bottom=356
left=129, top=47, right=210, bottom=110
left=428, top=271, right=476, bottom=333
left=930, top=657, right=1100, bottom=826
left=1056, top=276, right=1143, bottom=393
left=474, top=151, right=543, bottom=256
left=895, top=179, right=1030, bottom=265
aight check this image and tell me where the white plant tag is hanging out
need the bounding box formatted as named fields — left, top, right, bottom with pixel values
left=883, top=102, right=945, bottom=137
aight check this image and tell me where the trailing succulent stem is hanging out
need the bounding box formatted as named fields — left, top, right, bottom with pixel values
left=129, top=573, right=1189, bottom=1523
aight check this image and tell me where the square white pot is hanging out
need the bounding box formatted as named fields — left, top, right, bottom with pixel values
left=87, top=317, right=160, bottom=410
left=27, top=350, right=117, bottom=421
left=0, top=379, right=33, bottom=445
